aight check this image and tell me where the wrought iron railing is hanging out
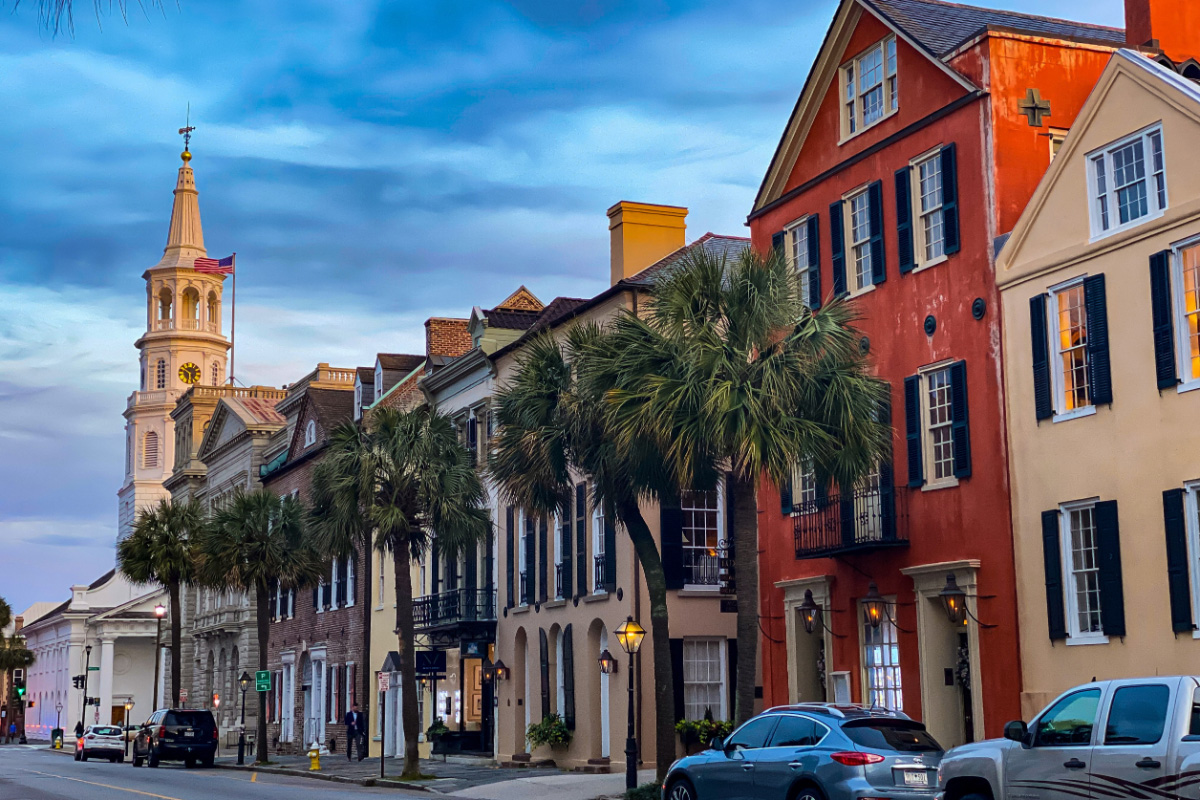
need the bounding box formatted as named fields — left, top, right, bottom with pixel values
left=682, top=549, right=720, bottom=586
left=793, top=483, right=907, bottom=559
left=594, top=554, right=608, bottom=590
left=413, top=589, right=497, bottom=628
left=519, top=572, right=529, bottom=605
left=555, top=563, right=563, bottom=599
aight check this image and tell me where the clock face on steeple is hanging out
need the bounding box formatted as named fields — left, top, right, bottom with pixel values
left=179, top=362, right=202, bottom=384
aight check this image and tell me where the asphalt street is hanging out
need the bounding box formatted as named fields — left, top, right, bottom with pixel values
left=0, top=746, right=432, bottom=800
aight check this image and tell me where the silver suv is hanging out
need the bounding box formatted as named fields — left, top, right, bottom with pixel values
left=662, top=704, right=944, bottom=800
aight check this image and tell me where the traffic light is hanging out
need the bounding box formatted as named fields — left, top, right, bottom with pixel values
left=72, top=675, right=84, bottom=690
left=14, top=680, right=26, bottom=698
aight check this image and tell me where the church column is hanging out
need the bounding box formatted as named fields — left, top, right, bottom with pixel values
left=98, top=636, right=116, bottom=725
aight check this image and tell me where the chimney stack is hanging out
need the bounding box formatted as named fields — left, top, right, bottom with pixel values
left=1125, top=0, right=1198, bottom=62
left=607, top=201, right=688, bottom=286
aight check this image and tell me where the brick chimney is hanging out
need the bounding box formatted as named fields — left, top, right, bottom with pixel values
left=607, top=201, right=687, bottom=286
left=1126, top=0, right=1199, bottom=61
left=424, top=317, right=471, bottom=362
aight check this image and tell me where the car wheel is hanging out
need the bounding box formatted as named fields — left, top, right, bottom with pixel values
left=666, top=777, right=697, bottom=800
left=117, top=754, right=125, bottom=764
left=793, top=788, right=826, bottom=800
left=132, top=754, right=143, bottom=767
left=958, top=795, right=990, bottom=800
left=81, top=753, right=89, bottom=762
left=201, top=752, right=215, bottom=768
left=185, top=757, right=195, bottom=768
left=74, top=750, right=81, bottom=762
left=148, top=749, right=159, bottom=768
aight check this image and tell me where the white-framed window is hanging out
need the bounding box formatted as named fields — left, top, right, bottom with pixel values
left=304, top=420, right=317, bottom=447
left=1087, top=124, right=1166, bottom=239
left=791, top=459, right=819, bottom=514
left=1181, top=483, right=1200, bottom=634
left=681, top=489, right=721, bottom=587
left=1059, top=500, right=1106, bottom=643
left=553, top=514, right=564, bottom=600
left=918, top=363, right=956, bottom=487
left=682, top=638, right=727, bottom=721
left=840, top=35, right=897, bottom=140
left=375, top=365, right=384, bottom=396
left=1047, top=277, right=1093, bottom=420
left=156, top=358, right=167, bottom=390
left=354, top=384, right=363, bottom=421
left=518, top=510, right=530, bottom=603
left=911, top=150, right=946, bottom=266
left=376, top=551, right=386, bottom=609
left=848, top=189, right=873, bottom=292
left=345, top=554, right=356, bottom=607
left=861, top=605, right=902, bottom=710
left=786, top=216, right=812, bottom=303
left=1049, top=127, right=1069, bottom=161
left=1172, top=238, right=1200, bottom=387
left=592, top=502, right=607, bottom=593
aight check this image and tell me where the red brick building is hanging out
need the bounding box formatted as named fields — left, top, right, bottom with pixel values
left=748, top=0, right=1125, bottom=746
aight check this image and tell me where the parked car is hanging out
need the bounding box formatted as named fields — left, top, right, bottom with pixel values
left=661, top=703, right=944, bottom=800
left=130, top=708, right=218, bottom=768
left=937, top=676, right=1200, bottom=800
left=75, top=725, right=126, bottom=763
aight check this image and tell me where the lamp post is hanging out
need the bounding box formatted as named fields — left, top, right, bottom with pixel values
left=237, top=672, right=250, bottom=765
left=124, top=701, right=133, bottom=758
left=55, top=702, right=63, bottom=730
left=152, top=604, right=166, bottom=710
left=80, top=644, right=92, bottom=731
left=613, top=616, right=645, bottom=792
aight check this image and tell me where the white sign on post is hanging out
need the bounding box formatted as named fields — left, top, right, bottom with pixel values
left=179, top=690, right=188, bottom=703
left=377, top=672, right=390, bottom=693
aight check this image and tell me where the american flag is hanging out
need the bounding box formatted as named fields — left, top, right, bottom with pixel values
left=193, top=254, right=235, bottom=274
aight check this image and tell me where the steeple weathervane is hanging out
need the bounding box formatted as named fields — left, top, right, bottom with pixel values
left=178, top=104, right=195, bottom=162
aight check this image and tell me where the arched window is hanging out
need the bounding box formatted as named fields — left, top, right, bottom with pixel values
left=304, top=420, right=317, bottom=447
left=207, top=292, right=219, bottom=327
left=143, top=431, right=159, bottom=469
left=181, top=288, right=200, bottom=327
left=211, top=362, right=221, bottom=385
left=158, top=288, right=173, bottom=324
left=156, top=359, right=167, bottom=389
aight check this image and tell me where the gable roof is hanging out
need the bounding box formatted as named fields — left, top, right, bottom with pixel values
left=377, top=353, right=424, bottom=373
left=494, top=285, right=544, bottom=311
left=483, top=307, right=543, bottom=330
left=306, top=387, right=354, bottom=429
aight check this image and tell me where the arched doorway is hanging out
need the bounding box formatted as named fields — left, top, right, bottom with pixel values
left=599, top=626, right=610, bottom=759
left=512, top=628, right=527, bottom=753
left=300, top=653, right=313, bottom=746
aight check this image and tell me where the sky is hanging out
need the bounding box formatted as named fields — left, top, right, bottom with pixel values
left=0, top=0, right=1124, bottom=613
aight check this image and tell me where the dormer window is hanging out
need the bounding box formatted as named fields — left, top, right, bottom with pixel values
left=375, top=366, right=383, bottom=396
left=304, top=420, right=317, bottom=447
left=354, top=382, right=363, bottom=421
left=840, top=35, right=897, bottom=140
left=1088, top=124, right=1166, bottom=240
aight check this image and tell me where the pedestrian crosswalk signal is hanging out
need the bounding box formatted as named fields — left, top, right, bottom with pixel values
left=14, top=681, right=26, bottom=698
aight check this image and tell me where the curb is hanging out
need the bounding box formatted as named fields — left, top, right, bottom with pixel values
left=212, top=762, right=444, bottom=792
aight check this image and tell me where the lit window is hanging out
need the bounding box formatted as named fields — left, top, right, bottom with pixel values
left=914, top=153, right=945, bottom=263
left=681, top=490, right=721, bottom=587
left=1050, top=281, right=1091, bottom=414
left=840, top=36, right=898, bottom=139
left=862, top=606, right=902, bottom=710
left=1089, top=125, right=1166, bottom=237
left=848, top=190, right=872, bottom=291
left=1174, top=241, right=1200, bottom=384
left=1061, top=502, right=1104, bottom=639
left=787, top=217, right=812, bottom=303
left=683, top=638, right=727, bottom=721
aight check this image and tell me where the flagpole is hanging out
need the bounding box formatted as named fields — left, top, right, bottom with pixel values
left=230, top=252, right=236, bottom=387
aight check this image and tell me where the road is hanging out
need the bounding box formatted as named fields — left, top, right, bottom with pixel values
left=0, top=746, right=432, bottom=800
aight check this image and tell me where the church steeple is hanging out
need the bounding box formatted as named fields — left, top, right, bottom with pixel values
left=156, top=149, right=206, bottom=269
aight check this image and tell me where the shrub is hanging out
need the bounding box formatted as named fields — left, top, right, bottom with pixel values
left=425, top=718, right=450, bottom=739
left=675, top=718, right=734, bottom=749
left=526, top=713, right=572, bottom=748
left=626, top=782, right=660, bottom=800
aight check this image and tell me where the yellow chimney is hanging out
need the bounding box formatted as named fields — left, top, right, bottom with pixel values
left=607, top=201, right=687, bottom=286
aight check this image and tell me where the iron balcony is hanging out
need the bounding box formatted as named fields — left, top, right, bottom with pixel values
left=793, top=482, right=908, bottom=559
left=413, top=588, right=497, bottom=630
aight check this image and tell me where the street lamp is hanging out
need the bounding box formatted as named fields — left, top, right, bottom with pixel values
left=596, top=649, right=617, bottom=674
left=237, top=671, right=250, bottom=765
left=152, top=604, right=166, bottom=710
left=123, top=701, right=133, bottom=758
left=939, top=574, right=968, bottom=626
left=799, top=589, right=823, bottom=635
left=613, top=616, right=645, bottom=791
left=81, top=644, right=93, bottom=732
left=861, top=582, right=887, bottom=630
left=492, top=660, right=509, bottom=681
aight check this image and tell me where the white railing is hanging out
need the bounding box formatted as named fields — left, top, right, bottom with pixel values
left=180, top=318, right=202, bottom=330
left=154, top=319, right=174, bottom=331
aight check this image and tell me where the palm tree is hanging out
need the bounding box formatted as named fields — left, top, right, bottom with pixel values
left=596, top=245, right=889, bottom=724
left=117, top=498, right=204, bottom=709
left=194, top=489, right=324, bottom=765
left=13, top=0, right=164, bottom=36
left=311, top=406, right=490, bottom=779
left=490, top=326, right=681, bottom=782
left=0, top=595, right=36, bottom=718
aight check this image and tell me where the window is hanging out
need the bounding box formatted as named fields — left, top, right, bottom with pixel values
left=345, top=554, right=356, bottom=607
left=1034, top=689, right=1101, bottom=747
left=1172, top=241, right=1200, bottom=386
left=1088, top=125, right=1166, bottom=238
left=842, top=720, right=941, bottom=752
left=211, top=362, right=220, bottom=386
left=683, top=638, right=726, bottom=721
left=519, top=510, right=530, bottom=604
left=1104, top=685, right=1170, bottom=745
left=913, top=152, right=945, bottom=264
left=769, top=715, right=826, bottom=747
left=1050, top=280, right=1091, bottom=416
left=304, top=420, right=317, bottom=447
left=207, top=292, right=218, bottom=325
left=862, top=607, right=902, bottom=710
left=592, top=503, right=607, bottom=592
left=792, top=459, right=818, bottom=512
left=923, top=365, right=954, bottom=484
left=156, top=359, right=167, bottom=390
left=726, top=716, right=777, bottom=751
left=1049, top=128, right=1068, bottom=161
left=848, top=189, right=873, bottom=292
left=143, top=431, right=159, bottom=469
left=681, top=490, right=721, bottom=586
left=354, top=384, right=363, bottom=421
left=376, top=551, right=385, bottom=608
left=126, top=430, right=134, bottom=476
left=1061, top=502, right=1104, bottom=641
left=787, top=217, right=812, bottom=303
left=553, top=514, right=564, bottom=599
left=840, top=36, right=898, bottom=139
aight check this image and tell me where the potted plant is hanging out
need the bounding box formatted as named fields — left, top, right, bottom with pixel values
left=675, top=710, right=733, bottom=755
left=526, top=713, right=572, bottom=750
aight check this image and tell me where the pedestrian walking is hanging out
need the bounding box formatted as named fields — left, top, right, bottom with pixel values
left=343, top=703, right=365, bottom=761
left=74, top=720, right=84, bottom=740
left=8, top=722, right=17, bottom=744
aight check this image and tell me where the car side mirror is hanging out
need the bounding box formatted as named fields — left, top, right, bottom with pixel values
left=709, top=736, right=724, bottom=752
left=1004, top=720, right=1029, bottom=745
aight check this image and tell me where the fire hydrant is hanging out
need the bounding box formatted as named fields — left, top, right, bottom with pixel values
left=307, top=743, right=321, bottom=771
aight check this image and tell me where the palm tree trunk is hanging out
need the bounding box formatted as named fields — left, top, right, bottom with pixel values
left=362, top=544, right=373, bottom=731
left=731, top=474, right=759, bottom=725
left=255, top=583, right=271, bottom=764
left=619, top=500, right=675, bottom=783
left=393, top=548, right=421, bottom=778
left=169, top=580, right=182, bottom=708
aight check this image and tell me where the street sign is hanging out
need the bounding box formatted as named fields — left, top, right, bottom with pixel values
left=88, top=666, right=100, bottom=671
left=255, top=670, right=271, bottom=692
left=377, top=671, right=390, bottom=693
left=179, top=689, right=188, bottom=702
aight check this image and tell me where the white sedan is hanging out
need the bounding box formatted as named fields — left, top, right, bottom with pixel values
left=75, top=725, right=125, bottom=763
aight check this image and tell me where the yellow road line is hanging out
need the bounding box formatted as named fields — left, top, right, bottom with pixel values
left=23, top=769, right=184, bottom=800
left=252, top=772, right=258, bottom=782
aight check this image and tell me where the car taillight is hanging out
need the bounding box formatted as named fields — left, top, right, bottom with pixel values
left=213, top=729, right=218, bottom=740
left=158, top=725, right=166, bottom=739
left=831, top=751, right=886, bottom=766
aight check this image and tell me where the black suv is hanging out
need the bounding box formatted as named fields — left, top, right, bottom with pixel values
left=131, top=709, right=218, bottom=768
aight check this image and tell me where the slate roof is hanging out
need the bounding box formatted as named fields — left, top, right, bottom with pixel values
left=306, top=387, right=354, bottom=429
left=525, top=297, right=590, bottom=335
left=225, top=396, right=286, bottom=427
left=865, top=0, right=1125, bottom=57
left=356, top=367, right=374, bottom=386
left=626, top=233, right=752, bottom=285
left=483, top=308, right=543, bottom=330
left=377, top=353, right=423, bottom=373
left=88, top=569, right=116, bottom=590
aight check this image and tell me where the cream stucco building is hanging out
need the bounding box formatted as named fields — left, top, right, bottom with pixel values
left=998, top=50, right=1200, bottom=718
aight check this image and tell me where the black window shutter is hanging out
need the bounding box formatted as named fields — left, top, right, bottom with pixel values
left=903, top=375, right=924, bottom=488
left=560, top=512, right=573, bottom=599
left=538, top=515, right=549, bottom=602
left=895, top=166, right=915, bottom=273
left=941, top=143, right=960, bottom=255
left=771, top=230, right=785, bottom=260
left=539, top=628, right=550, bottom=719
left=1084, top=274, right=1113, bottom=406
left=467, top=418, right=477, bottom=466
left=1030, top=295, right=1054, bottom=420
left=879, top=461, right=897, bottom=540
left=1095, top=500, right=1126, bottom=638
left=830, top=201, right=847, bottom=297
left=524, top=513, right=536, bottom=605
left=1149, top=250, right=1178, bottom=389
left=670, top=639, right=685, bottom=722
left=322, top=578, right=332, bottom=610
left=949, top=360, right=972, bottom=479
left=431, top=541, right=440, bottom=596
left=1041, top=510, right=1067, bottom=641
left=575, top=484, right=588, bottom=596
left=660, top=495, right=684, bottom=591
left=465, top=542, right=478, bottom=593
left=726, top=638, right=738, bottom=720
left=562, top=625, right=576, bottom=730
left=1163, top=489, right=1194, bottom=634
left=780, top=478, right=793, bottom=516
left=806, top=215, right=822, bottom=310
left=485, top=529, right=494, bottom=609
left=725, top=471, right=736, bottom=546
left=603, top=511, right=617, bottom=592
left=313, top=586, right=319, bottom=610
left=868, top=180, right=886, bottom=285
left=505, top=506, right=515, bottom=609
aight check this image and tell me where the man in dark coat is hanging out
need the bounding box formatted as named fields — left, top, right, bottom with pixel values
left=343, top=703, right=366, bottom=761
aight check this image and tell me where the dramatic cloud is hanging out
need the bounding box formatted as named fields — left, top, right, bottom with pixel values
left=0, top=0, right=1124, bottom=610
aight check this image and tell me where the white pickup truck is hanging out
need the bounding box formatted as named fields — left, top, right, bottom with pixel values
left=937, top=676, right=1200, bottom=800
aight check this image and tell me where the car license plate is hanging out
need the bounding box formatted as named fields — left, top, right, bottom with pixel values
left=183, top=728, right=193, bottom=737
left=901, top=770, right=930, bottom=786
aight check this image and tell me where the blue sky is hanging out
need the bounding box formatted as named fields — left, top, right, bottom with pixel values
left=0, top=0, right=1124, bottom=612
